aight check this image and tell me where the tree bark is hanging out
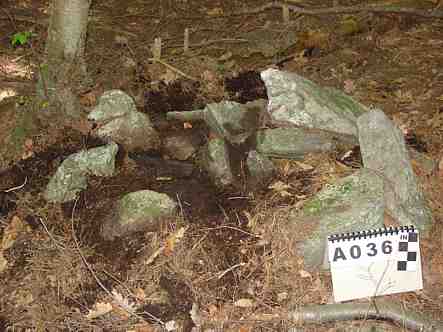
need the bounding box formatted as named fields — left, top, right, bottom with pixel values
left=37, top=0, right=91, bottom=119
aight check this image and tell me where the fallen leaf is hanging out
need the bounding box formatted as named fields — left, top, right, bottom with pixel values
left=134, top=288, right=146, bottom=301
left=21, top=138, right=34, bottom=159
left=0, top=253, right=8, bottom=273
left=111, top=289, right=137, bottom=319
left=86, top=302, right=113, bottom=319
left=268, top=181, right=293, bottom=197
left=160, top=69, right=179, bottom=85
left=201, top=70, right=218, bottom=84
left=21, top=150, right=34, bottom=160
left=79, top=90, right=98, bottom=106
left=438, top=155, right=443, bottom=178
left=299, top=269, right=312, bottom=279
left=277, top=292, right=288, bottom=302
left=24, top=138, right=33, bottom=150
left=282, top=161, right=292, bottom=177
left=130, top=323, right=156, bottom=332
left=145, top=246, right=164, bottom=265
left=244, top=210, right=258, bottom=228
left=207, top=7, right=223, bottom=16
left=165, top=320, right=177, bottom=331
left=208, top=131, right=219, bottom=140
left=208, top=304, right=218, bottom=316
left=164, top=227, right=187, bottom=256
left=343, top=79, right=356, bottom=94
left=1, top=216, right=30, bottom=250
left=268, top=181, right=290, bottom=192
left=234, top=298, right=254, bottom=307
left=190, top=303, right=203, bottom=326
left=294, top=160, right=314, bottom=171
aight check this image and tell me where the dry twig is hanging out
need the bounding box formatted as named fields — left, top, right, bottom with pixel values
left=147, top=57, right=198, bottom=81
left=3, top=177, right=27, bottom=192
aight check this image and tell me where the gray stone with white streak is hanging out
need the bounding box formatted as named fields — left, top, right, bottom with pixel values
left=261, top=68, right=367, bottom=136
left=88, top=90, right=160, bottom=152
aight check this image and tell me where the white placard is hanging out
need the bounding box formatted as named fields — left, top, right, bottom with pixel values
left=328, top=226, right=423, bottom=302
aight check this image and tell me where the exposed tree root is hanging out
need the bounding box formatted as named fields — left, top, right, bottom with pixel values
left=288, top=301, right=443, bottom=332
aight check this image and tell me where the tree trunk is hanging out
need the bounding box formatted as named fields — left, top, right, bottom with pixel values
left=37, top=0, right=91, bottom=119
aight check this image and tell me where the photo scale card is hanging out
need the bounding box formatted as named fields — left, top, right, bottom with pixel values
left=327, top=226, right=423, bottom=302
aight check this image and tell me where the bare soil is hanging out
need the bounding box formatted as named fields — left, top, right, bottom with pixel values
left=0, top=0, right=442, bottom=331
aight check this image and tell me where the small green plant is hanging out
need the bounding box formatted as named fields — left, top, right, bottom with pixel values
left=11, top=31, right=32, bottom=47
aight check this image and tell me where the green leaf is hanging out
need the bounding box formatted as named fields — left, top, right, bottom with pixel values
left=11, top=31, right=32, bottom=46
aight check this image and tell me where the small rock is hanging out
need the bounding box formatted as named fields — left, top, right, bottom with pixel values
left=44, top=143, right=118, bottom=203
left=199, top=138, right=234, bottom=188
left=163, top=132, right=201, bottom=161
left=95, top=111, right=160, bottom=152
left=101, top=190, right=177, bottom=240
left=88, top=90, right=160, bottom=152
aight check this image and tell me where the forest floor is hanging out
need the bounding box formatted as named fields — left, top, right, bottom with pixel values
left=0, top=0, right=442, bottom=331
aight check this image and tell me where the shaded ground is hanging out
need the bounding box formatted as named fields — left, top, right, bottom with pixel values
left=0, top=0, right=442, bottom=331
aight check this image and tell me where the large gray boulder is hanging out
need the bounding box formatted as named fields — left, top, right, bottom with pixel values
left=261, top=68, right=367, bottom=136
left=290, top=168, right=385, bottom=269
left=357, top=109, right=432, bottom=233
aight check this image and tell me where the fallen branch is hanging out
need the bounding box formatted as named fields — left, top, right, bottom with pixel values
left=199, top=300, right=442, bottom=331
left=166, top=109, right=205, bottom=122
left=240, top=2, right=443, bottom=19
left=288, top=301, right=443, bottom=332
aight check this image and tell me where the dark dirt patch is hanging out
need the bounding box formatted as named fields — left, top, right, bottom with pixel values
left=224, top=70, right=267, bottom=103
left=1, top=0, right=443, bottom=331
left=144, top=81, right=203, bottom=115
